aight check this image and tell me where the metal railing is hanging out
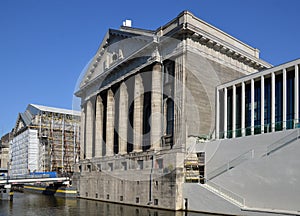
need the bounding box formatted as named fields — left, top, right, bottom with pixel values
left=199, top=178, right=245, bottom=208
left=265, top=128, right=299, bottom=156
left=206, top=149, right=254, bottom=181
left=220, top=119, right=300, bottom=139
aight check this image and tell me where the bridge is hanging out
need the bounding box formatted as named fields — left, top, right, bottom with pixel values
left=0, top=173, right=71, bottom=200
left=0, top=176, right=69, bottom=185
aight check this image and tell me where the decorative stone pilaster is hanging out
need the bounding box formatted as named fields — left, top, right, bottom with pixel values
left=106, top=89, right=115, bottom=156
left=151, top=63, right=163, bottom=150
left=85, top=99, right=94, bottom=159
left=118, top=82, right=128, bottom=154
left=95, top=95, right=103, bottom=157
left=133, top=74, right=144, bottom=152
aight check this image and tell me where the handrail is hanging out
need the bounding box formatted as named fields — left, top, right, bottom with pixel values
left=219, top=118, right=300, bottom=139
left=265, top=128, right=299, bottom=156
left=207, top=149, right=254, bottom=180
left=199, top=179, right=245, bottom=208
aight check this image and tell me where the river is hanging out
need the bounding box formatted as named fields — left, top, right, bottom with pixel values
left=0, top=192, right=215, bottom=216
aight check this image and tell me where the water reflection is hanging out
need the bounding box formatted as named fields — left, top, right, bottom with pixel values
left=0, top=192, right=214, bottom=216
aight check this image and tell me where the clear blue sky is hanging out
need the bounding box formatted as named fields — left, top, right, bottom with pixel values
left=1, top=0, right=299, bottom=136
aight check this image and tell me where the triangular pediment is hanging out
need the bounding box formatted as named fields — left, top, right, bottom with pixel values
left=13, top=114, right=27, bottom=134
left=78, top=28, right=154, bottom=90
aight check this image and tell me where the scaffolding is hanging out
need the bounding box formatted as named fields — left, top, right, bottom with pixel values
left=29, top=110, right=80, bottom=175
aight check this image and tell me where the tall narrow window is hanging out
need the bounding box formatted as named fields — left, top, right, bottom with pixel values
left=166, top=99, right=174, bottom=136
left=287, top=70, right=295, bottom=129
left=227, top=89, right=233, bottom=138
left=254, top=81, right=261, bottom=134
left=275, top=74, right=283, bottom=131
left=245, top=83, right=251, bottom=135
left=236, top=86, right=242, bottom=137
left=264, top=77, right=272, bottom=132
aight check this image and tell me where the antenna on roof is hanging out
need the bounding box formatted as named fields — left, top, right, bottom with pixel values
left=122, top=19, right=132, bottom=27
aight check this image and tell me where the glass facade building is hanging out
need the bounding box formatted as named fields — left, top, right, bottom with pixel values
left=216, top=59, right=300, bottom=139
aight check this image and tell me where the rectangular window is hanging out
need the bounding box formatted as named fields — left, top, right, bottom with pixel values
left=264, top=77, right=272, bottom=132
left=245, top=83, right=251, bottom=135
left=227, top=89, right=233, bottom=138
left=275, top=74, right=283, bottom=131
left=108, top=163, right=114, bottom=171
left=287, top=70, right=295, bottom=129
left=254, top=81, right=261, bottom=134
left=137, top=160, right=143, bottom=170
left=236, top=86, right=242, bottom=137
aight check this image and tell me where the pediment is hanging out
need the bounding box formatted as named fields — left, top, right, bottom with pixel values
left=13, top=114, right=27, bottom=134
left=79, top=28, right=153, bottom=90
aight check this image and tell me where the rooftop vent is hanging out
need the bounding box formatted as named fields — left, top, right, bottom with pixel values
left=122, top=19, right=132, bottom=27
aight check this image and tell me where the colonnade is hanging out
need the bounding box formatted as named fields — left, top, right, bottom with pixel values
left=80, top=63, right=164, bottom=159
left=216, top=64, right=299, bottom=139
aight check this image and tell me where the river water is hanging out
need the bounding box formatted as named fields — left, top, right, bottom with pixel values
left=0, top=192, right=214, bottom=216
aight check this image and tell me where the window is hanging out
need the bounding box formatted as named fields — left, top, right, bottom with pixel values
left=264, top=77, right=272, bottom=132
left=137, top=160, right=143, bottom=170
left=275, top=74, right=283, bottom=131
left=156, top=159, right=163, bottom=169
left=287, top=70, right=295, bottom=129
left=166, top=99, right=174, bottom=136
left=87, top=164, right=91, bottom=172
left=108, top=163, right=113, bottom=171
left=227, top=89, right=233, bottom=138
left=136, top=197, right=140, bottom=203
left=245, top=83, right=251, bottom=135
left=254, top=81, right=261, bottom=134
left=122, top=162, right=127, bottom=171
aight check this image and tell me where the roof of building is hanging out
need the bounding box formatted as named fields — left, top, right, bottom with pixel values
left=29, top=104, right=81, bottom=116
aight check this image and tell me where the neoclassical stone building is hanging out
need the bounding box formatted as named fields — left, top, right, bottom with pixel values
left=74, top=11, right=270, bottom=210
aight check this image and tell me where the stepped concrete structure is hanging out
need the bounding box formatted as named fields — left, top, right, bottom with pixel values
left=74, top=10, right=299, bottom=215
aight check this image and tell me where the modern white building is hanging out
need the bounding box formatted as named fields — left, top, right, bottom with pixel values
left=10, top=104, right=80, bottom=176
left=216, top=59, right=300, bottom=139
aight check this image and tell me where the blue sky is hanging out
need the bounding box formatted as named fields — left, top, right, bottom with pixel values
left=0, top=0, right=299, bottom=136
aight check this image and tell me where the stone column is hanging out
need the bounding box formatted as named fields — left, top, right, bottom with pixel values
left=295, top=65, right=299, bottom=125
left=95, top=95, right=103, bottom=158
left=241, top=82, right=245, bottom=136
left=133, top=74, right=144, bottom=152
left=271, top=72, right=275, bottom=132
left=232, top=85, right=236, bottom=138
left=283, top=69, right=287, bottom=129
left=251, top=79, right=255, bottom=135
left=85, top=99, right=94, bottom=159
left=106, top=89, right=115, bottom=156
left=151, top=63, right=162, bottom=150
left=80, top=105, right=86, bottom=160
left=224, top=88, right=227, bottom=138
left=118, top=82, right=128, bottom=154
left=261, top=75, right=265, bottom=133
